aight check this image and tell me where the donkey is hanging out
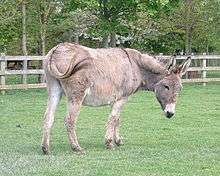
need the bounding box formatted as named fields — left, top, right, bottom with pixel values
left=41, top=43, right=191, bottom=154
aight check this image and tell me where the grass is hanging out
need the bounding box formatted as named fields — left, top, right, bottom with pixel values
left=0, top=83, right=220, bottom=176
left=207, top=71, right=220, bottom=78
left=6, top=75, right=40, bottom=85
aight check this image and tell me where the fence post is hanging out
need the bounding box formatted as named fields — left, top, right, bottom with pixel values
left=22, top=57, right=28, bottom=88
left=0, top=53, right=6, bottom=95
left=38, top=59, right=44, bottom=83
left=186, top=53, right=194, bottom=79
left=202, top=53, right=207, bottom=86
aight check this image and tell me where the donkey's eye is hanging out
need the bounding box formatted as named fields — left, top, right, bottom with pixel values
left=164, top=85, right=170, bottom=90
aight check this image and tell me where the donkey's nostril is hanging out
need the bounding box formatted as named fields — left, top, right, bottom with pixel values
left=166, top=111, right=174, bottom=118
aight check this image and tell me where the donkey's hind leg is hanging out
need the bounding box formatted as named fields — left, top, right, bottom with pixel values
left=105, top=98, right=127, bottom=149
left=60, top=78, right=87, bottom=154
left=64, top=96, right=85, bottom=154
left=42, top=77, right=62, bottom=154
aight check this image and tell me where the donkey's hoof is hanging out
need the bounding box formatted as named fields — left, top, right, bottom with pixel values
left=78, top=149, right=86, bottom=155
left=42, top=145, right=49, bottom=155
left=71, top=146, right=86, bottom=155
left=115, top=138, right=123, bottom=146
left=105, top=139, right=114, bottom=150
left=76, top=148, right=86, bottom=155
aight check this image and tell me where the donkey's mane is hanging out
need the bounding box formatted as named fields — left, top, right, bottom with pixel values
left=137, top=53, right=167, bottom=75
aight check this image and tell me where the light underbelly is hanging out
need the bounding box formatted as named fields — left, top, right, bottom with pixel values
left=82, top=87, right=119, bottom=106
left=83, top=94, right=113, bottom=106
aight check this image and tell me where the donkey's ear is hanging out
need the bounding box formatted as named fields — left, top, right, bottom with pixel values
left=176, top=56, right=191, bottom=77
left=166, top=55, right=176, bottom=71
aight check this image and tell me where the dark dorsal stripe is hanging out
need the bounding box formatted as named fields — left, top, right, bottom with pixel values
left=120, top=48, right=133, bottom=65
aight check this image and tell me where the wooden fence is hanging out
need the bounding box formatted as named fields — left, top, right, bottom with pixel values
left=0, top=54, right=45, bottom=94
left=157, top=54, right=220, bottom=86
left=0, top=54, right=220, bottom=94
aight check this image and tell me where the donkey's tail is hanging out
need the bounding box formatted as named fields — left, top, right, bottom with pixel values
left=48, top=54, right=76, bottom=79
left=46, top=43, right=77, bottom=79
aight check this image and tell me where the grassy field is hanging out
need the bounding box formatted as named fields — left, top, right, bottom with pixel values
left=0, top=83, right=220, bottom=176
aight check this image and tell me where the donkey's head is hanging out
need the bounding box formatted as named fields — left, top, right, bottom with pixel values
left=154, top=56, right=191, bottom=118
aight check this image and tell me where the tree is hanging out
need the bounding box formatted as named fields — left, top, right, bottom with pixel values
left=21, top=0, right=28, bottom=55
left=129, top=0, right=181, bottom=53
left=91, top=0, right=139, bottom=47
left=0, top=0, right=21, bottom=54
left=158, top=0, right=220, bottom=54
left=194, top=0, right=220, bottom=53
left=0, top=0, right=219, bottom=55
left=58, top=8, right=96, bottom=44
left=30, top=0, right=58, bottom=55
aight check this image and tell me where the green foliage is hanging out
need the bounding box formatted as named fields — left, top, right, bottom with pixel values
left=89, top=0, right=138, bottom=37
left=153, top=0, right=220, bottom=54
left=0, top=0, right=219, bottom=54
left=139, top=0, right=180, bottom=18
left=0, top=0, right=21, bottom=53
left=129, top=0, right=182, bottom=53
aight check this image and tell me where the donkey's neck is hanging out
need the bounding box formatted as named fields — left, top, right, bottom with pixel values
left=133, top=54, right=167, bottom=92
left=139, top=69, right=166, bottom=91
left=126, top=49, right=167, bottom=92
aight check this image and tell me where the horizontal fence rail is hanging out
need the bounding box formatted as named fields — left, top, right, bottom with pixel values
left=157, top=54, right=220, bottom=85
left=0, top=54, right=220, bottom=93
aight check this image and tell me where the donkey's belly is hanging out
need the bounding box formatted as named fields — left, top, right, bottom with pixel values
left=83, top=94, right=113, bottom=106
left=82, top=88, right=115, bottom=106
left=82, top=84, right=121, bottom=106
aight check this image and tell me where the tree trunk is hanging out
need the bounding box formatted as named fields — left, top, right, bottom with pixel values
left=39, top=1, right=54, bottom=56
left=38, top=1, right=55, bottom=82
left=68, top=30, right=73, bottom=42
left=39, top=25, right=46, bottom=83
left=21, top=0, right=28, bottom=85
left=189, top=27, right=192, bottom=54
left=74, top=33, right=79, bottom=44
left=110, top=32, right=116, bottom=47
left=206, top=44, right=209, bottom=54
left=185, top=0, right=192, bottom=55
left=102, top=34, right=109, bottom=48
left=21, top=0, right=27, bottom=56
left=40, top=25, right=46, bottom=56
left=185, top=26, right=190, bottom=55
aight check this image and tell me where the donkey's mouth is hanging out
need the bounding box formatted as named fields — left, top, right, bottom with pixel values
left=164, top=111, right=174, bottom=118
left=164, top=103, right=175, bottom=118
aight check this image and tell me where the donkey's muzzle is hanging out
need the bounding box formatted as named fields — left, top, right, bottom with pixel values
left=164, top=103, right=175, bottom=118
left=165, top=111, right=174, bottom=118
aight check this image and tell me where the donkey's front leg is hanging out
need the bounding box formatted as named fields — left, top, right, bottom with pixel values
left=65, top=96, right=85, bottom=154
left=114, top=117, right=123, bottom=146
left=105, top=98, right=128, bottom=149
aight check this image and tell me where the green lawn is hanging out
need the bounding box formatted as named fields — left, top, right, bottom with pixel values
left=207, top=71, right=220, bottom=78
left=0, top=84, right=220, bottom=176
left=6, top=75, right=40, bottom=85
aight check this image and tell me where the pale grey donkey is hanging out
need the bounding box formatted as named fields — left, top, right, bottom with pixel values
left=41, top=43, right=191, bottom=154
